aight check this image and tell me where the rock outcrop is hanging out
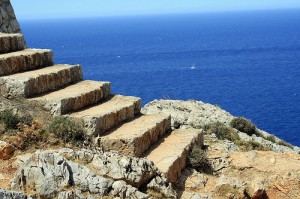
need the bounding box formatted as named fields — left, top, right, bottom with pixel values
left=0, top=188, right=29, bottom=199
left=10, top=149, right=176, bottom=199
left=142, top=99, right=300, bottom=153
left=0, top=0, right=22, bottom=33
left=0, top=140, right=15, bottom=160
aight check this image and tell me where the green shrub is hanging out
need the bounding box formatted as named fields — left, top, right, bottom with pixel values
left=230, top=117, right=256, bottom=136
left=204, top=122, right=240, bottom=142
left=265, top=135, right=276, bottom=143
left=0, top=109, right=20, bottom=129
left=48, top=116, right=85, bottom=145
left=187, top=146, right=213, bottom=174
left=237, top=140, right=271, bottom=151
left=20, top=114, right=33, bottom=126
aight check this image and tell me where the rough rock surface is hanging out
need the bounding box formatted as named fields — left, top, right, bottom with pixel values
left=142, top=99, right=234, bottom=129
left=142, top=99, right=300, bottom=153
left=0, top=140, right=15, bottom=160
left=5, top=148, right=176, bottom=198
left=178, top=148, right=300, bottom=199
left=0, top=0, right=22, bottom=33
left=11, top=150, right=114, bottom=198
left=0, top=188, right=29, bottom=199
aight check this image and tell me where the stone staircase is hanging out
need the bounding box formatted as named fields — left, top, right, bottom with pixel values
left=0, top=32, right=203, bottom=183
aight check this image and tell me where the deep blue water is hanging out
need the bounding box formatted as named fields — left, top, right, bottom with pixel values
left=19, top=10, right=300, bottom=146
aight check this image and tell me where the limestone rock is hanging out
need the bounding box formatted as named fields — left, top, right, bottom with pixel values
left=57, top=190, right=85, bottom=199
left=111, top=180, right=150, bottom=199
left=142, top=99, right=234, bottom=129
left=0, top=140, right=15, bottom=160
left=11, top=150, right=113, bottom=198
left=0, top=189, right=29, bottom=199
left=0, top=0, right=21, bottom=33
left=90, top=151, right=159, bottom=187
left=142, top=100, right=300, bottom=153
left=147, top=176, right=177, bottom=198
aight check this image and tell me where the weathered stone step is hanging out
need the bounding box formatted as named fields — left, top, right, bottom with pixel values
left=0, top=33, right=26, bottom=54
left=99, top=114, right=171, bottom=157
left=0, top=49, right=53, bottom=76
left=68, top=95, right=142, bottom=136
left=145, top=129, right=203, bottom=183
left=30, top=80, right=110, bottom=116
left=0, top=64, right=82, bottom=98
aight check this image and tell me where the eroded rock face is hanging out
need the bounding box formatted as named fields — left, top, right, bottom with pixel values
left=59, top=148, right=159, bottom=188
left=0, top=0, right=22, bottom=33
left=10, top=149, right=176, bottom=198
left=11, top=150, right=113, bottom=198
left=0, top=140, right=15, bottom=160
left=142, top=100, right=234, bottom=129
left=0, top=189, right=29, bottom=199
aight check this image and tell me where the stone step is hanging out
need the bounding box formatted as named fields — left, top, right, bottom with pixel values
left=144, top=129, right=203, bottom=183
left=68, top=95, right=142, bottom=136
left=99, top=114, right=171, bottom=157
left=0, top=64, right=83, bottom=98
left=0, top=49, right=53, bottom=76
left=0, top=33, right=26, bottom=54
left=30, top=80, right=110, bottom=116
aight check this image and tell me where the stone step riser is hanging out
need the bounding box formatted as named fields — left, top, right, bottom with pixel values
left=69, top=96, right=142, bottom=136
left=32, top=82, right=111, bottom=116
left=0, top=49, right=53, bottom=76
left=0, top=34, right=26, bottom=54
left=145, top=129, right=203, bottom=183
left=99, top=114, right=172, bottom=157
left=0, top=65, right=83, bottom=98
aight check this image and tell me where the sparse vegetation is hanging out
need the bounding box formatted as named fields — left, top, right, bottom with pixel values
left=48, top=116, right=85, bottom=145
left=204, top=122, right=240, bottom=143
left=230, top=117, right=256, bottom=136
left=265, top=135, right=276, bottom=143
left=237, top=140, right=271, bottom=151
left=0, top=109, right=20, bottom=129
left=277, top=140, right=293, bottom=149
left=19, top=113, right=33, bottom=126
left=187, top=146, right=213, bottom=174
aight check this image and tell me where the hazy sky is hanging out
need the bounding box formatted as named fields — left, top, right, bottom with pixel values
left=11, top=0, right=300, bottom=20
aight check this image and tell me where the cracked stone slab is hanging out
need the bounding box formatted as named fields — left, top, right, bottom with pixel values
left=68, top=95, right=141, bottom=136
left=145, top=128, right=204, bottom=183
left=0, top=49, right=53, bottom=76
left=0, top=33, right=26, bottom=54
left=99, top=114, right=171, bottom=157
left=30, top=80, right=111, bottom=115
left=0, top=64, right=82, bottom=98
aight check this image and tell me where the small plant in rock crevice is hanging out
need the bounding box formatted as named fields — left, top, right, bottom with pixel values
left=204, top=122, right=240, bottom=143
left=0, top=109, right=20, bottom=129
left=48, top=116, right=85, bottom=145
left=187, top=146, right=213, bottom=174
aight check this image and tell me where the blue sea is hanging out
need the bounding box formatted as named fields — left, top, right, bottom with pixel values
left=19, top=9, right=300, bottom=146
